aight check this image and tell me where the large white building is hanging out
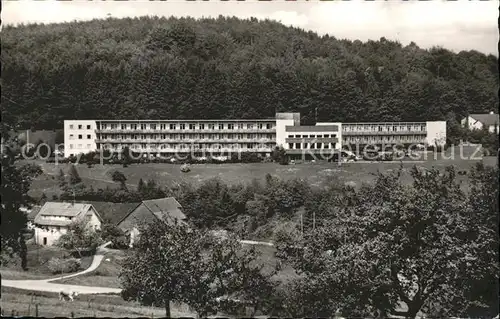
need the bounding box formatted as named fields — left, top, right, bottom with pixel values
left=63, top=113, right=446, bottom=158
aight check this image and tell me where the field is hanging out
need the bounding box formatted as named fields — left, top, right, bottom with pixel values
left=1, top=242, right=93, bottom=280
left=1, top=286, right=194, bottom=318
left=21, top=156, right=497, bottom=198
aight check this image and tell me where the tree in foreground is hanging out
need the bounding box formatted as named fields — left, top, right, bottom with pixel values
left=276, top=165, right=499, bottom=318
left=110, top=170, right=127, bottom=190
left=1, top=152, right=42, bottom=269
left=120, top=220, right=276, bottom=317
left=55, top=220, right=103, bottom=257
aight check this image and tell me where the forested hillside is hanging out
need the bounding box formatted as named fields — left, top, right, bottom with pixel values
left=1, top=16, right=498, bottom=131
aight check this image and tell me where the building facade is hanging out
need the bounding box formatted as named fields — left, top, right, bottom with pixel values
left=33, top=202, right=102, bottom=246
left=64, top=113, right=446, bottom=158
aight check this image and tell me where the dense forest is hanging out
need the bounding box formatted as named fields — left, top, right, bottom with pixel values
left=1, top=16, right=498, bottom=132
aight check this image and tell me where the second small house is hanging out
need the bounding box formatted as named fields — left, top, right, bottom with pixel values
left=33, top=202, right=103, bottom=246
left=117, top=197, right=186, bottom=247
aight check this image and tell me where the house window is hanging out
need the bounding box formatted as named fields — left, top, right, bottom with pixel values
left=69, top=144, right=74, bottom=149
left=78, top=125, right=83, bottom=129
left=160, top=124, right=166, bottom=130
left=180, top=124, right=186, bottom=130
left=151, top=124, right=156, bottom=130
left=87, top=134, right=91, bottom=139
left=228, top=124, right=234, bottom=130
left=219, top=124, right=224, bottom=130
left=78, top=135, right=82, bottom=139
left=189, top=124, right=196, bottom=130
left=237, top=123, right=243, bottom=129
left=199, top=123, right=205, bottom=130
left=43, top=237, right=47, bottom=245
left=247, top=123, right=253, bottom=129
left=266, top=123, right=271, bottom=129
left=170, top=124, right=176, bottom=130
left=258, top=123, right=263, bottom=129
left=69, top=134, right=74, bottom=140
left=140, top=124, right=146, bottom=130
left=87, top=125, right=91, bottom=129
left=111, top=124, right=117, bottom=129
left=131, top=124, right=137, bottom=130
left=69, top=124, right=74, bottom=129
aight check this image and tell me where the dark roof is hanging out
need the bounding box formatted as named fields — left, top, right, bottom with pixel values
left=117, top=197, right=186, bottom=227
left=470, top=114, right=499, bottom=126
left=87, top=201, right=140, bottom=225
left=142, top=198, right=186, bottom=223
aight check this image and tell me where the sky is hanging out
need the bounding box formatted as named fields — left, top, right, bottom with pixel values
left=2, top=0, right=498, bottom=55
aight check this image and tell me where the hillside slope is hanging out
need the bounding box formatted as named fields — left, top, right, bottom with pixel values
left=1, top=16, right=498, bottom=131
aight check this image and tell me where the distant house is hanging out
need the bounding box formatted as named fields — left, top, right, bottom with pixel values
left=461, top=112, right=499, bottom=133
left=117, top=197, right=186, bottom=247
left=32, top=202, right=103, bottom=246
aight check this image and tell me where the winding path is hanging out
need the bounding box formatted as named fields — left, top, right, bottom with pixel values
left=1, top=242, right=122, bottom=295
left=2, top=239, right=275, bottom=295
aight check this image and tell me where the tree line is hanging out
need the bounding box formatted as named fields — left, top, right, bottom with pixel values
left=2, top=16, right=498, bottom=144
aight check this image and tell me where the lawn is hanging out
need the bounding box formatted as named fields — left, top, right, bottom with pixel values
left=52, top=250, right=125, bottom=289
left=21, top=156, right=497, bottom=197
left=1, top=241, right=93, bottom=280
left=0, top=286, right=194, bottom=318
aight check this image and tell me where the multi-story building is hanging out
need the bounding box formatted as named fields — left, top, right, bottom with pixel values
left=64, top=113, right=446, bottom=158
left=342, top=121, right=447, bottom=148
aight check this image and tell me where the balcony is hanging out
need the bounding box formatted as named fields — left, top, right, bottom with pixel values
left=96, top=128, right=276, bottom=134
left=110, top=147, right=274, bottom=153
left=342, top=130, right=427, bottom=136
left=96, top=138, right=276, bottom=144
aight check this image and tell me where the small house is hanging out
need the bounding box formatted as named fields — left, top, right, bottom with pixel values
left=461, top=112, right=499, bottom=133
left=33, top=202, right=102, bottom=246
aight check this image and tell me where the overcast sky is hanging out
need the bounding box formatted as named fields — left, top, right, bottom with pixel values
left=3, top=0, right=498, bottom=55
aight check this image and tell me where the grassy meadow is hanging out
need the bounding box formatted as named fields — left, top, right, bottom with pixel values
left=21, top=155, right=497, bottom=199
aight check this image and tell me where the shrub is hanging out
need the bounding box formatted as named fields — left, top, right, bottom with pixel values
left=47, top=257, right=81, bottom=274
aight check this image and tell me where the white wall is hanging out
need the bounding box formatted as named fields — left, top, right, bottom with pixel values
left=275, top=118, right=295, bottom=149
left=34, top=207, right=101, bottom=246
left=64, top=120, right=97, bottom=157
left=35, top=226, right=68, bottom=246
left=461, top=116, right=483, bottom=131
left=426, top=121, right=447, bottom=146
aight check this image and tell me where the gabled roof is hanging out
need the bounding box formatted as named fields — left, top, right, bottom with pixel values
left=469, top=114, right=499, bottom=127
left=33, top=202, right=101, bottom=227
left=117, top=197, right=186, bottom=227
left=87, top=201, right=140, bottom=225
left=142, top=197, right=186, bottom=223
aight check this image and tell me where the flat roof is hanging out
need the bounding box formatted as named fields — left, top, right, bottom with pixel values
left=90, top=119, right=276, bottom=122
left=286, top=125, right=338, bottom=132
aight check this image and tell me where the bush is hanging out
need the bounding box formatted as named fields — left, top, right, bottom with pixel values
left=47, top=257, right=81, bottom=274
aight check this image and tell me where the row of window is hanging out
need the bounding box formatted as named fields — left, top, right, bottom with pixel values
left=343, top=135, right=426, bottom=143
left=99, top=122, right=274, bottom=130
left=102, top=143, right=273, bottom=150
left=287, top=134, right=334, bottom=138
left=68, top=134, right=92, bottom=140
left=343, top=125, right=426, bottom=132
left=288, top=143, right=336, bottom=149
left=98, top=133, right=275, bottom=140
left=69, top=124, right=92, bottom=130
left=68, top=144, right=92, bottom=149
